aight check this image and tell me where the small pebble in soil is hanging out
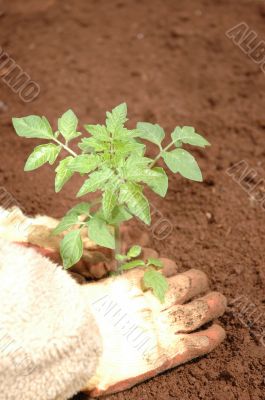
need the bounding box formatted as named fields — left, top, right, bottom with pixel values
left=233, top=264, right=244, bottom=274
left=206, top=212, right=215, bottom=223
left=136, top=32, right=144, bottom=40
left=195, top=9, right=202, bottom=16
left=0, top=100, right=7, bottom=112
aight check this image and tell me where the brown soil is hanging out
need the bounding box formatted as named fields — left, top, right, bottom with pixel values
left=1, top=0, right=265, bottom=399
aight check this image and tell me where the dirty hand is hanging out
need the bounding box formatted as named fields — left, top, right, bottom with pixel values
left=83, top=267, right=226, bottom=397
left=0, top=207, right=226, bottom=398
left=0, top=206, right=114, bottom=281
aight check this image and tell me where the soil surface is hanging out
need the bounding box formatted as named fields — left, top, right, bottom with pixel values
left=1, top=0, right=265, bottom=399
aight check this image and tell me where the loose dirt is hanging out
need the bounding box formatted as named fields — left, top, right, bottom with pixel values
left=0, top=0, right=265, bottom=399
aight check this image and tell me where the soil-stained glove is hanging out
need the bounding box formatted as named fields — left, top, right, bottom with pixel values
left=83, top=268, right=226, bottom=397
left=0, top=239, right=102, bottom=400
left=0, top=206, right=113, bottom=281
left=0, top=207, right=227, bottom=398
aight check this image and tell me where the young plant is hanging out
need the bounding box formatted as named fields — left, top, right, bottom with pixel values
left=12, top=103, right=210, bottom=302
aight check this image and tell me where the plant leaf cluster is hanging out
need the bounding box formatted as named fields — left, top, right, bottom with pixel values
left=12, top=103, right=209, bottom=301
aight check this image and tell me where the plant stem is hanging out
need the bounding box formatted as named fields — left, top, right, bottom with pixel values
left=150, top=140, right=176, bottom=168
left=53, top=138, right=78, bottom=157
left=114, top=224, right=121, bottom=270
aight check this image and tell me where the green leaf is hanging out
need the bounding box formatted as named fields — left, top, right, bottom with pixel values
left=113, top=139, right=145, bottom=156
left=78, top=137, right=109, bottom=153
left=136, top=122, right=165, bottom=147
left=24, top=144, right=61, bottom=171
left=84, top=124, right=110, bottom=141
left=119, top=182, right=151, bottom=225
left=102, top=187, right=118, bottom=221
left=77, top=168, right=113, bottom=197
left=60, top=229, right=83, bottom=269
left=106, top=102, right=128, bottom=134
left=108, top=205, right=132, bottom=224
left=147, top=258, right=163, bottom=269
left=66, top=202, right=91, bottom=216
left=58, top=109, right=80, bottom=141
left=12, top=115, right=54, bottom=139
left=171, top=126, right=210, bottom=148
left=55, top=156, right=74, bottom=192
left=145, top=167, right=168, bottom=197
left=113, top=127, right=131, bottom=140
left=125, top=165, right=168, bottom=198
left=127, top=245, right=142, bottom=258
left=115, top=254, right=128, bottom=262
left=162, top=149, right=202, bottom=182
left=52, top=214, right=80, bottom=235
left=124, top=155, right=152, bottom=174
left=128, top=128, right=143, bottom=138
left=120, top=259, right=145, bottom=270
left=142, top=269, right=169, bottom=303
left=87, top=215, right=115, bottom=249
left=68, top=154, right=99, bottom=174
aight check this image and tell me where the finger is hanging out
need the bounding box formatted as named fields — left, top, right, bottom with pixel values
left=86, top=324, right=225, bottom=398
left=114, top=268, right=209, bottom=313
left=160, top=257, right=178, bottom=277
left=166, top=324, right=226, bottom=369
left=168, top=291, right=227, bottom=333
left=164, top=269, right=209, bottom=308
left=141, top=247, right=159, bottom=262
left=120, top=226, right=150, bottom=250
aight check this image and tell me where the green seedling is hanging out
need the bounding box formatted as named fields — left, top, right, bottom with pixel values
left=12, top=103, right=210, bottom=302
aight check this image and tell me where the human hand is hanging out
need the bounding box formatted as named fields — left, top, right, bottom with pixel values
left=82, top=267, right=226, bottom=397
left=0, top=206, right=226, bottom=398
left=0, top=206, right=114, bottom=281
